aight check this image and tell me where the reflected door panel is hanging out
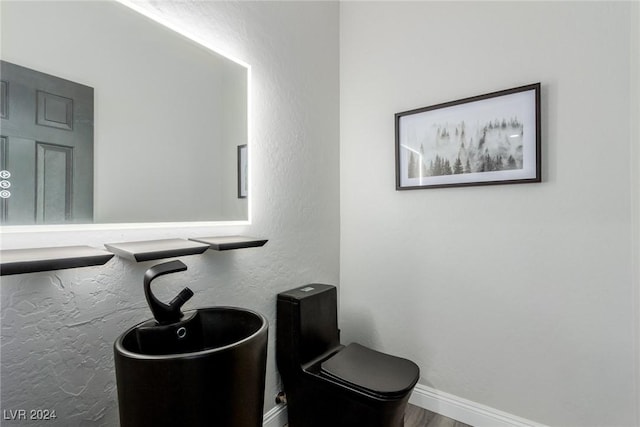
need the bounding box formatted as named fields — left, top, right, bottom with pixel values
left=0, top=60, right=94, bottom=225
left=1, top=136, right=36, bottom=224
left=36, top=142, right=73, bottom=223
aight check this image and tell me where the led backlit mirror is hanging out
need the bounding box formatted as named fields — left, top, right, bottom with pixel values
left=0, top=0, right=249, bottom=227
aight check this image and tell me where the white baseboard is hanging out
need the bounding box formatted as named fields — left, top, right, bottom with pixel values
left=263, top=403, right=288, bottom=427
left=409, top=384, right=548, bottom=427
left=263, top=384, right=547, bottom=427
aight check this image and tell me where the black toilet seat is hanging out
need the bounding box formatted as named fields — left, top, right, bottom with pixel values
left=320, top=343, right=419, bottom=398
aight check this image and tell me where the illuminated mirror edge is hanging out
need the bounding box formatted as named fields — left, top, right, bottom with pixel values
left=0, top=0, right=253, bottom=234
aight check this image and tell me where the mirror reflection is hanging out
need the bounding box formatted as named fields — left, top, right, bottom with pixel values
left=0, top=0, right=249, bottom=226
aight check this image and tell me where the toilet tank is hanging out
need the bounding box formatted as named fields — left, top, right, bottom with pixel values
left=277, top=284, right=340, bottom=367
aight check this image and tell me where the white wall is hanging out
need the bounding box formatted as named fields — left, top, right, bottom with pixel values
left=340, top=2, right=639, bottom=426
left=633, top=1, right=640, bottom=422
left=0, top=1, right=339, bottom=425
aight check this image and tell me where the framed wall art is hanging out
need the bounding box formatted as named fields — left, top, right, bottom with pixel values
left=395, top=83, right=541, bottom=190
left=237, top=144, right=248, bottom=198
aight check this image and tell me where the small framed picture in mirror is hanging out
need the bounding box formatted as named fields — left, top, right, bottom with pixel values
left=238, top=144, right=248, bottom=198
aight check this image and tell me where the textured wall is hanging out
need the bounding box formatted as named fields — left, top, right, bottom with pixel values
left=0, top=1, right=339, bottom=425
left=339, top=2, right=638, bottom=426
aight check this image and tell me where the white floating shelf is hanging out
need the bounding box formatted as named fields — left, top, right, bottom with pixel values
left=189, top=236, right=268, bottom=251
left=0, top=246, right=115, bottom=276
left=104, top=239, right=209, bottom=262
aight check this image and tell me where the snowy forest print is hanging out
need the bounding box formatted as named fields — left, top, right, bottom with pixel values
left=396, top=84, right=540, bottom=189
left=406, top=116, right=524, bottom=178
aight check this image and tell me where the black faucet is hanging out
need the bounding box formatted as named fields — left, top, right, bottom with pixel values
left=143, top=260, right=194, bottom=324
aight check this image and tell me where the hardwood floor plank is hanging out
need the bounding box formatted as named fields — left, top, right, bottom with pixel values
left=404, top=404, right=473, bottom=427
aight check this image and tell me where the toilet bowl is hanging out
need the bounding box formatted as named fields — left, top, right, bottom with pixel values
left=276, top=284, right=420, bottom=427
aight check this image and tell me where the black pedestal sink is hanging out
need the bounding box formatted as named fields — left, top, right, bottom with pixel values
left=114, top=307, right=268, bottom=427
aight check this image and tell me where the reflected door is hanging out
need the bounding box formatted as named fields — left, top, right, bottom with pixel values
left=0, top=61, right=94, bottom=225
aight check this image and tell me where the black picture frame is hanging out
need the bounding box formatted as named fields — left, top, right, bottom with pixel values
left=395, top=83, right=541, bottom=190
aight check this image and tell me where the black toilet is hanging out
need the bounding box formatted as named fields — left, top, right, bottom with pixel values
left=276, top=284, right=420, bottom=427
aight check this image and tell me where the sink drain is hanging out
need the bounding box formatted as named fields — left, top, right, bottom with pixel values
left=176, top=327, right=187, bottom=339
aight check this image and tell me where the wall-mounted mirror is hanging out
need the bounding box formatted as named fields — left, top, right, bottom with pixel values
left=0, top=0, right=249, bottom=227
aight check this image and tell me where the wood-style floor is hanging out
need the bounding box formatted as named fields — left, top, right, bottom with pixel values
left=283, top=404, right=472, bottom=427
left=404, top=404, right=473, bottom=427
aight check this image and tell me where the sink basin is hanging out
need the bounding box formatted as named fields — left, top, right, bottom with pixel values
left=114, top=307, right=268, bottom=427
